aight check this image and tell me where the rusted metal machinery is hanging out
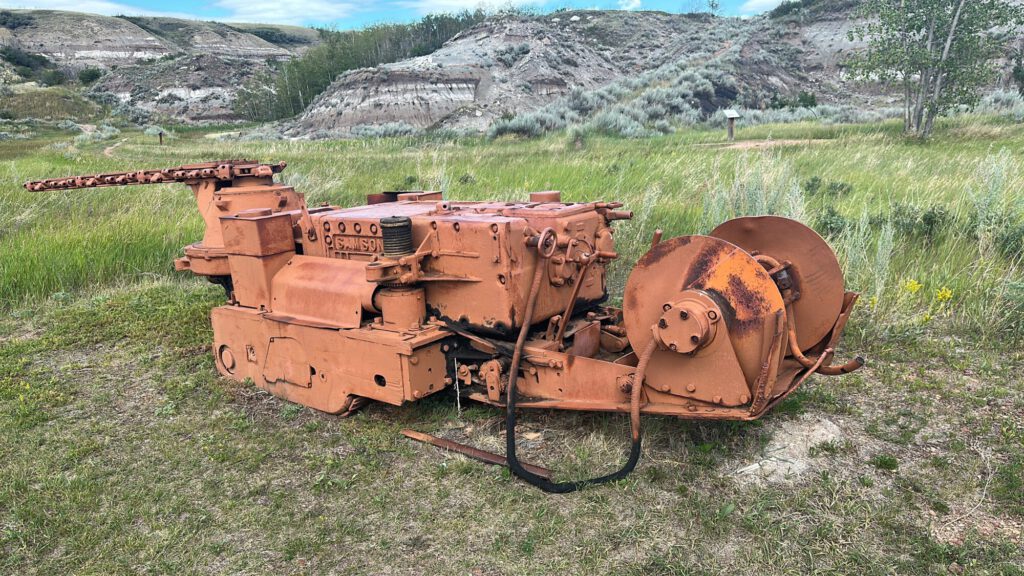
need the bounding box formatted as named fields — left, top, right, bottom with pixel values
left=26, top=160, right=863, bottom=492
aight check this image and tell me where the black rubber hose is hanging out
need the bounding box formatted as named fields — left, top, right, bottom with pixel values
left=503, top=229, right=655, bottom=493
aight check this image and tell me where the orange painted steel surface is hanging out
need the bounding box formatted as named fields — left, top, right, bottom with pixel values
left=25, top=160, right=863, bottom=490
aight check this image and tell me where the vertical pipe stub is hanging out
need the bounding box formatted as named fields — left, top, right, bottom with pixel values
left=380, top=216, right=414, bottom=258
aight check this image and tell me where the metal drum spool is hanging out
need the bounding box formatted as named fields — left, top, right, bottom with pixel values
left=711, top=216, right=845, bottom=352
left=623, top=234, right=786, bottom=395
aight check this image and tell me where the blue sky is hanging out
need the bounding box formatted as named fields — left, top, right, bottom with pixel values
left=0, top=0, right=785, bottom=28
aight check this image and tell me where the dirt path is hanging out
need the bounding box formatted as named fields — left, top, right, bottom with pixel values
left=102, top=140, right=125, bottom=157
left=720, top=138, right=831, bottom=150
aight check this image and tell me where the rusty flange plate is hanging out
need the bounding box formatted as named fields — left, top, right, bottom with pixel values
left=623, top=235, right=786, bottom=387
left=711, top=216, right=843, bottom=352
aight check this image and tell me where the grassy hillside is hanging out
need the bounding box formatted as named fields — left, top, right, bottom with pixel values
left=1, top=116, right=1022, bottom=573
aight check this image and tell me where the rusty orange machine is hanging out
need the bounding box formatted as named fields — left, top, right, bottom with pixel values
left=26, top=160, right=863, bottom=492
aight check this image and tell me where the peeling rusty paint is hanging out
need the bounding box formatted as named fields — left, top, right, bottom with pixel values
left=723, top=274, right=769, bottom=335
left=683, top=243, right=727, bottom=290
left=643, top=235, right=689, bottom=267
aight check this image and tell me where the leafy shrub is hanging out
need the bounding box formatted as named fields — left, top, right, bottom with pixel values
left=77, top=68, right=103, bottom=84
left=826, top=181, right=853, bottom=196
left=996, top=221, right=1024, bottom=261
left=495, top=43, right=530, bottom=67
left=700, top=151, right=806, bottom=233
left=39, top=69, right=66, bottom=86
left=971, top=149, right=1019, bottom=258
left=349, top=122, right=419, bottom=138
left=814, top=206, right=849, bottom=238
left=489, top=108, right=576, bottom=138
left=803, top=176, right=822, bottom=195
left=582, top=109, right=653, bottom=138
left=797, top=91, right=818, bottom=108
left=770, top=91, right=817, bottom=109
left=978, top=89, right=1024, bottom=121
left=891, top=203, right=950, bottom=242
left=803, top=176, right=853, bottom=197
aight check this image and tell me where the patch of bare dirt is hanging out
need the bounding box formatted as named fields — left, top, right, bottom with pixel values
left=732, top=413, right=843, bottom=486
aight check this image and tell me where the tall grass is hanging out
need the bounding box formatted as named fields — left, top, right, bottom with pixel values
left=2, top=116, right=1022, bottom=347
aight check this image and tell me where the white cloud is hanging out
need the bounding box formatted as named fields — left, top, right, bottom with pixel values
left=0, top=0, right=355, bottom=24
left=0, top=0, right=195, bottom=18
left=394, top=0, right=541, bottom=15
left=738, top=0, right=784, bottom=13
left=617, top=0, right=640, bottom=9
left=213, top=0, right=355, bottom=24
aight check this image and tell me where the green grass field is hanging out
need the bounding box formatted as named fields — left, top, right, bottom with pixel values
left=1, top=117, right=1022, bottom=574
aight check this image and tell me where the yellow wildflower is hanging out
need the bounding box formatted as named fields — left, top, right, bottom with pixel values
left=935, top=287, right=953, bottom=303
left=901, top=279, right=923, bottom=294
left=869, top=295, right=879, bottom=308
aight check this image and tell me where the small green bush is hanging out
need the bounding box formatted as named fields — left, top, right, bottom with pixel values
left=77, top=67, right=103, bottom=84
left=495, top=43, right=530, bottom=67
left=39, top=69, right=66, bottom=86
left=826, top=180, right=853, bottom=196
left=869, top=453, right=899, bottom=471
left=771, top=91, right=818, bottom=109
left=814, top=206, right=849, bottom=238
left=891, top=203, right=950, bottom=242
left=997, top=221, right=1024, bottom=261
left=803, top=176, right=823, bottom=195
left=803, top=177, right=852, bottom=197
left=349, top=122, right=418, bottom=138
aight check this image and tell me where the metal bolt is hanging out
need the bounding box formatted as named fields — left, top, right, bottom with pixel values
left=690, top=335, right=700, bottom=344
left=661, top=384, right=670, bottom=392
left=713, top=395, right=722, bottom=404
left=686, top=383, right=696, bottom=393
left=680, top=310, right=689, bottom=320
left=410, top=357, right=419, bottom=365
left=662, top=303, right=672, bottom=311
left=669, top=343, right=678, bottom=352
left=658, top=319, right=668, bottom=329
left=707, top=310, right=718, bottom=320
left=740, top=394, right=750, bottom=404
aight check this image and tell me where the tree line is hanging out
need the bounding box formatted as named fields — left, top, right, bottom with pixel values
left=233, top=10, right=497, bottom=122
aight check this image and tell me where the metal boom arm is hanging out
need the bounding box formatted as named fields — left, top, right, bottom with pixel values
left=23, top=160, right=286, bottom=192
